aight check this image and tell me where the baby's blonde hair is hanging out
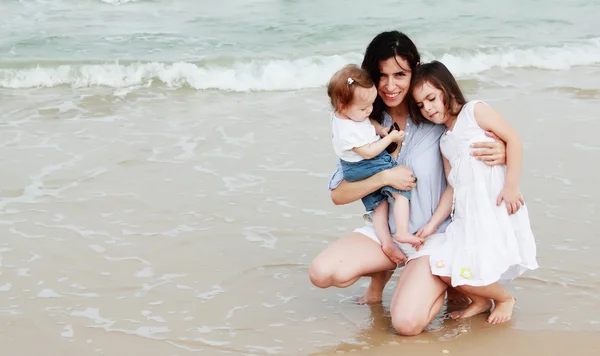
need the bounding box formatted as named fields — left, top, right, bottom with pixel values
left=327, top=64, right=374, bottom=111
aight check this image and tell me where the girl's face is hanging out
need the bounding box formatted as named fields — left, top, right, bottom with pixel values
left=412, top=81, right=449, bottom=125
left=341, top=86, right=377, bottom=122
left=377, top=56, right=412, bottom=108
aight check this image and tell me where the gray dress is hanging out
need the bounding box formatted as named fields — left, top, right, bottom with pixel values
left=329, top=113, right=451, bottom=236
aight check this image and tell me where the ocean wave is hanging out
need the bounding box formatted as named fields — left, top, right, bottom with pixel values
left=434, top=38, right=600, bottom=75
left=1, top=39, right=599, bottom=91
left=0, top=54, right=363, bottom=91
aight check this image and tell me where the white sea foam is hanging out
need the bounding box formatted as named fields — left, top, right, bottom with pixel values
left=37, top=289, right=61, bottom=298
left=99, top=0, right=139, bottom=5
left=60, top=325, right=74, bottom=338
left=197, top=285, right=224, bottom=300
left=243, top=226, right=278, bottom=249
left=2, top=38, right=598, bottom=92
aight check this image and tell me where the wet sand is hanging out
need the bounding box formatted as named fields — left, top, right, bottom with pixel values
left=1, top=70, right=599, bottom=355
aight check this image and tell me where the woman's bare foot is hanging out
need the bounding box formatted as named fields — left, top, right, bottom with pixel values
left=447, top=287, right=471, bottom=306
left=357, top=270, right=394, bottom=305
left=487, top=297, right=516, bottom=324
left=450, top=296, right=493, bottom=319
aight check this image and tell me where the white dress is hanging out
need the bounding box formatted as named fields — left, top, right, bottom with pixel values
left=429, top=100, right=539, bottom=287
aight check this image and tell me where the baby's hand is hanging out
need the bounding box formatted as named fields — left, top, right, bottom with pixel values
left=496, top=185, right=525, bottom=215
left=388, top=130, right=406, bottom=143
left=377, top=127, right=389, bottom=137
left=416, top=222, right=438, bottom=239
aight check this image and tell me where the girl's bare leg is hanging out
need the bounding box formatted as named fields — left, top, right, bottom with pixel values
left=309, top=232, right=396, bottom=304
left=446, top=286, right=471, bottom=305
left=389, top=256, right=447, bottom=336
left=441, top=277, right=514, bottom=324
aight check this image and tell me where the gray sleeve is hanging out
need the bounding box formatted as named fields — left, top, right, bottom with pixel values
left=328, top=160, right=344, bottom=190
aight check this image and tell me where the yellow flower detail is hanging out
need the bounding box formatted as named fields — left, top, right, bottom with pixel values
left=435, top=260, right=445, bottom=268
left=460, top=267, right=473, bottom=279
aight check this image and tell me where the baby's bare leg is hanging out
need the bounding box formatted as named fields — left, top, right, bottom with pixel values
left=390, top=194, right=423, bottom=247
left=372, top=201, right=392, bottom=246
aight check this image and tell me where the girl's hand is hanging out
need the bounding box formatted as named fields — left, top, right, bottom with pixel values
left=382, top=165, right=417, bottom=191
left=381, top=243, right=408, bottom=264
left=416, top=222, right=438, bottom=239
left=496, top=185, right=526, bottom=215
left=471, top=131, right=506, bottom=166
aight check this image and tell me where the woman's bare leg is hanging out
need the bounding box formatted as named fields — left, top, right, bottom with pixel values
left=389, top=256, right=447, bottom=336
left=309, top=232, right=396, bottom=304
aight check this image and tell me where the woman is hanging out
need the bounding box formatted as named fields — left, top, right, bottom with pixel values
left=309, top=31, right=508, bottom=336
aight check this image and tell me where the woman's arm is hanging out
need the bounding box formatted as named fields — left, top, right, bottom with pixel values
left=471, top=131, right=506, bottom=165
left=331, top=165, right=417, bottom=205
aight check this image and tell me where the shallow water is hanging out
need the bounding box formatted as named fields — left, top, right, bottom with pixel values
left=1, top=0, right=600, bottom=355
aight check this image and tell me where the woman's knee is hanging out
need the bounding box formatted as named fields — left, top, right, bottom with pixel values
left=308, top=259, right=334, bottom=288
left=391, top=314, right=425, bottom=336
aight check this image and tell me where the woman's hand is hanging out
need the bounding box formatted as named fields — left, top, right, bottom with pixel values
left=470, top=131, right=506, bottom=166
left=381, top=243, right=408, bottom=264
left=382, top=165, right=417, bottom=191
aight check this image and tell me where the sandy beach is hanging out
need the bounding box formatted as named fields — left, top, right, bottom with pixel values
left=1, top=79, right=599, bottom=355
left=2, top=0, right=600, bottom=354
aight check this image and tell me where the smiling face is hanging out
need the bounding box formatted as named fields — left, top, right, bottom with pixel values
left=377, top=56, right=412, bottom=109
left=412, top=81, right=449, bottom=125
left=340, top=85, right=377, bottom=122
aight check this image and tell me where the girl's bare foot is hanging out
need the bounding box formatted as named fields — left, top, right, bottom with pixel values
left=357, top=270, right=394, bottom=305
left=487, top=297, right=516, bottom=324
left=450, top=296, right=492, bottom=319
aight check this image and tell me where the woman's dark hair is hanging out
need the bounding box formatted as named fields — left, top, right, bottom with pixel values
left=361, top=30, right=421, bottom=124
left=409, top=60, right=467, bottom=124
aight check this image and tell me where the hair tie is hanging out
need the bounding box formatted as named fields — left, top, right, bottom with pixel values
left=347, top=78, right=354, bottom=85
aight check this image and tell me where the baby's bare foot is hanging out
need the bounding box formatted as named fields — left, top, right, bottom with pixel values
left=450, top=297, right=492, bottom=320
left=487, top=297, right=516, bottom=324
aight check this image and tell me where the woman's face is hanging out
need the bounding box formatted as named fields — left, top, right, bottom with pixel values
left=377, top=56, right=412, bottom=108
